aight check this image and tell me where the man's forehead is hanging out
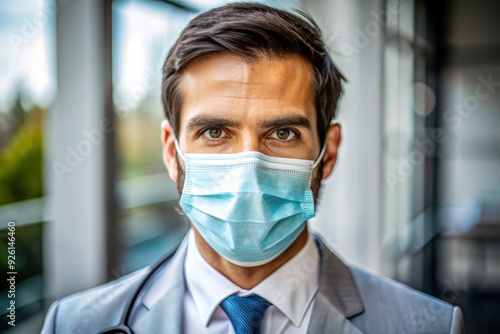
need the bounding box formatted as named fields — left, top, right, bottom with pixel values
left=179, top=52, right=314, bottom=92
left=178, top=53, right=315, bottom=113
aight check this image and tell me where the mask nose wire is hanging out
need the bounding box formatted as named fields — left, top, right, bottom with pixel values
left=175, top=137, right=326, bottom=168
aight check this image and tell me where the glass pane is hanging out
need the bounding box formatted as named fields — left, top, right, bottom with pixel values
left=0, top=0, right=55, bottom=330
left=112, top=0, right=196, bottom=272
left=113, top=0, right=195, bottom=180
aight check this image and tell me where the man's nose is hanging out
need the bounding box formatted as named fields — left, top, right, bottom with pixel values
left=239, top=133, right=261, bottom=153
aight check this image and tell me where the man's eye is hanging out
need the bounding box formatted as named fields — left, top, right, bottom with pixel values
left=203, top=128, right=225, bottom=140
left=271, top=128, right=297, bottom=141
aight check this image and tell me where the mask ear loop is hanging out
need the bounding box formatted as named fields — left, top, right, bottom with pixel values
left=313, top=121, right=339, bottom=169
left=174, top=138, right=186, bottom=161
left=312, top=143, right=327, bottom=169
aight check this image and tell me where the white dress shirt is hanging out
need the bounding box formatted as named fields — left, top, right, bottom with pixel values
left=183, top=228, right=319, bottom=333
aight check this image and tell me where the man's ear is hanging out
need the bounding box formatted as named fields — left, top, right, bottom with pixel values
left=161, top=120, right=178, bottom=182
left=321, top=123, right=342, bottom=180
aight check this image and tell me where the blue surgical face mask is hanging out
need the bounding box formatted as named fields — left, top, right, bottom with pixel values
left=175, top=140, right=326, bottom=267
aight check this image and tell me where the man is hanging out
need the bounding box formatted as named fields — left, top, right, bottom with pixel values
left=42, top=3, right=464, bottom=333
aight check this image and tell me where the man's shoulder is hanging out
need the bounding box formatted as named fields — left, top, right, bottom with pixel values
left=41, top=268, right=148, bottom=334
left=42, top=236, right=186, bottom=333
left=348, top=265, right=464, bottom=333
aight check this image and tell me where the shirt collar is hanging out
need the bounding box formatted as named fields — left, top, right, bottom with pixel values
left=184, top=228, right=319, bottom=328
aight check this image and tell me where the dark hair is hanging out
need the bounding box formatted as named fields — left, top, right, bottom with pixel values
left=162, top=2, right=345, bottom=145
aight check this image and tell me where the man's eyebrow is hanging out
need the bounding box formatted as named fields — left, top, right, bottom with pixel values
left=186, top=115, right=241, bottom=130
left=257, top=115, right=312, bottom=130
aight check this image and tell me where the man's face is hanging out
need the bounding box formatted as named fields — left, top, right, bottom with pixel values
left=167, top=52, right=326, bottom=200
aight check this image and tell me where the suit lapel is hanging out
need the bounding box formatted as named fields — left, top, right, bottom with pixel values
left=131, top=234, right=189, bottom=334
left=133, top=285, right=184, bottom=334
left=307, top=294, right=364, bottom=334
left=306, top=236, right=365, bottom=334
left=129, top=232, right=365, bottom=334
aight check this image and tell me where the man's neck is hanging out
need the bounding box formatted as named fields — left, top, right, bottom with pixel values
left=192, top=225, right=310, bottom=290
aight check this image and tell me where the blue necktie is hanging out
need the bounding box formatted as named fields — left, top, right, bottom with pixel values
left=220, top=294, right=271, bottom=334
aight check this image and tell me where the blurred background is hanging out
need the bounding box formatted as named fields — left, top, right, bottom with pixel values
left=0, top=0, right=499, bottom=332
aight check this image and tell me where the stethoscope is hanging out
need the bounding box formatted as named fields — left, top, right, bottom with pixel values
left=99, top=242, right=181, bottom=334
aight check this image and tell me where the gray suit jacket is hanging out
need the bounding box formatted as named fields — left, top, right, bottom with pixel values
left=41, top=232, right=464, bottom=333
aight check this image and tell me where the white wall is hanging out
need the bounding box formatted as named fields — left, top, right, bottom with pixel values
left=303, top=0, right=385, bottom=273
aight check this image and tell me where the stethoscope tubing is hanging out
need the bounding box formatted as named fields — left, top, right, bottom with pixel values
left=98, top=241, right=181, bottom=334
